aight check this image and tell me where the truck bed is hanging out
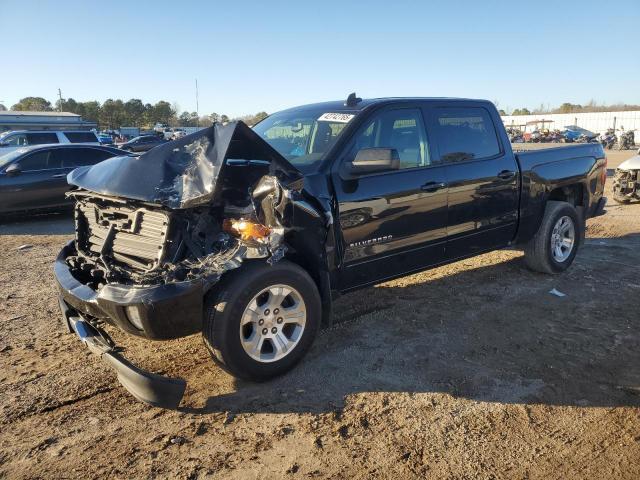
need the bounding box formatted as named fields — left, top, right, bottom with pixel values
left=512, top=143, right=607, bottom=243
left=514, top=143, right=605, bottom=170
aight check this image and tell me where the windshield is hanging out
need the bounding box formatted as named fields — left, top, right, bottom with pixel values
left=252, top=108, right=356, bottom=172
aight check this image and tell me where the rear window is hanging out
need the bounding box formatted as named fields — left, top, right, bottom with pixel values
left=434, top=107, right=501, bottom=163
left=26, top=132, right=59, bottom=145
left=63, top=132, right=97, bottom=143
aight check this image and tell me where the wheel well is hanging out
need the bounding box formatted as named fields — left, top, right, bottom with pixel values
left=284, top=251, right=333, bottom=327
left=548, top=184, right=585, bottom=207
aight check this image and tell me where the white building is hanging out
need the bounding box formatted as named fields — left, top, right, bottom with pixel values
left=501, top=110, right=640, bottom=134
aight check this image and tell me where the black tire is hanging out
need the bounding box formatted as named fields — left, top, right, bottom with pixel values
left=523, top=201, right=583, bottom=274
left=203, top=260, right=321, bottom=381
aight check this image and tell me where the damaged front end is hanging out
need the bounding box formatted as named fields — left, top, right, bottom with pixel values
left=66, top=180, right=287, bottom=291
left=613, top=168, right=640, bottom=203
left=54, top=122, right=320, bottom=408
left=613, top=154, right=640, bottom=204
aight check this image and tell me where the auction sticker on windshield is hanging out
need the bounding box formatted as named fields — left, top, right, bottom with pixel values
left=318, top=113, right=355, bottom=123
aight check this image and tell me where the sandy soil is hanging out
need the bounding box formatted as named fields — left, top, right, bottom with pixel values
left=1, top=171, right=639, bottom=479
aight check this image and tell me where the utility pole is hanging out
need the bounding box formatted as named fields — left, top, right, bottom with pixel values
left=58, top=88, right=63, bottom=112
left=195, top=79, right=199, bottom=127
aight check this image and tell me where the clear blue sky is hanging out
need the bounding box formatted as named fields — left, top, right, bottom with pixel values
left=1, top=0, right=639, bottom=116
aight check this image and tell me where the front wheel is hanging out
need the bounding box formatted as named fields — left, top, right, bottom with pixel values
left=203, top=261, right=321, bottom=381
left=523, top=201, right=583, bottom=274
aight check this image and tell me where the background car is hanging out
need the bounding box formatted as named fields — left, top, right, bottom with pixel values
left=172, top=129, right=187, bottom=140
left=563, top=125, right=597, bottom=142
left=119, top=135, right=167, bottom=152
left=96, top=132, right=114, bottom=145
left=0, top=130, right=100, bottom=151
left=0, top=144, right=129, bottom=214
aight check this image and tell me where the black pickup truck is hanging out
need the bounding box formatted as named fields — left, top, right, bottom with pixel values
left=54, top=95, right=607, bottom=407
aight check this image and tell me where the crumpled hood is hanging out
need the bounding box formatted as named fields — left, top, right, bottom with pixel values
left=618, top=154, right=640, bottom=171
left=67, top=121, right=302, bottom=209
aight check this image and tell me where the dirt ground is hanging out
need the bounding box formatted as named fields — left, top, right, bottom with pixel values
left=1, top=150, right=639, bottom=479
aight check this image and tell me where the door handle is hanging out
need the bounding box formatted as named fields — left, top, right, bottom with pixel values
left=51, top=173, right=67, bottom=178
left=421, top=181, right=447, bottom=192
left=497, top=170, right=516, bottom=180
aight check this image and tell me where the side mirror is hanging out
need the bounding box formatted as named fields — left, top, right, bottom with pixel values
left=5, top=163, right=21, bottom=176
left=0, top=142, right=9, bottom=147
left=350, top=148, right=400, bottom=175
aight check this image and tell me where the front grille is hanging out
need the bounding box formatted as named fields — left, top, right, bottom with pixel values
left=75, top=200, right=171, bottom=272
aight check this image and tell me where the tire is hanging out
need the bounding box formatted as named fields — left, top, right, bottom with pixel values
left=203, top=260, right=321, bottom=381
left=523, top=201, right=583, bottom=274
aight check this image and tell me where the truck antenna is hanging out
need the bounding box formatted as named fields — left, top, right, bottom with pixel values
left=345, top=92, right=362, bottom=107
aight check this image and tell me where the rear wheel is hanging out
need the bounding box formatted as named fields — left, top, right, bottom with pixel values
left=524, top=201, right=582, bottom=274
left=203, top=261, right=321, bottom=381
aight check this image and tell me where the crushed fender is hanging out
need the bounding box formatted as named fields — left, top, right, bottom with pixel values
left=62, top=122, right=324, bottom=291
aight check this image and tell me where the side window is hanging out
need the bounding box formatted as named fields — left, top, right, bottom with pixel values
left=4, top=134, right=27, bottom=146
left=26, top=132, right=59, bottom=145
left=52, top=148, right=114, bottom=168
left=434, top=107, right=500, bottom=163
left=17, top=151, right=54, bottom=171
left=349, top=109, right=429, bottom=169
left=64, top=132, right=98, bottom=143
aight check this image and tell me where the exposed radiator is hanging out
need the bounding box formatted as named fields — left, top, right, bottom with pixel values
left=75, top=201, right=171, bottom=272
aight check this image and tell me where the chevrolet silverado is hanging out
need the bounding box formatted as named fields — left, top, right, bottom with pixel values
left=54, top=95, right=607, bottom=408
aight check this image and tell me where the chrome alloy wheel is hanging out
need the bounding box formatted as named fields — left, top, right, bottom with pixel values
left=550, top=215, right=575, bottom=262
left=239, top=284, right=306, bottom=363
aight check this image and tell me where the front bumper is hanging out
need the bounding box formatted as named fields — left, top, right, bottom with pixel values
left=55, top=241, right=204, bottom=340
left=54, top=240, right=207, bottom=408
left=62, top=311, right=186, bottom=408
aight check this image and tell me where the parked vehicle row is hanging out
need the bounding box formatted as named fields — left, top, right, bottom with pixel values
left=506, top=125, right=636, bottom=149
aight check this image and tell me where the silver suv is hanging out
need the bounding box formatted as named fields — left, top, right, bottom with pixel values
left=0, top=130, right=99, bottom=150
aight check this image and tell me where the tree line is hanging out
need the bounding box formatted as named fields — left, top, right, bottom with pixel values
left=1, top=96, right=268, bottom=130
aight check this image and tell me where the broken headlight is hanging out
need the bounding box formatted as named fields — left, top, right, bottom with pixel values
left=223, top=218, right=271, bottom=241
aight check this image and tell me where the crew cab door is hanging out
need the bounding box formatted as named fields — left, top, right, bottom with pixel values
left=427, top=105, right=519, bottom=259
left=331, top=106, right=448, bottom=290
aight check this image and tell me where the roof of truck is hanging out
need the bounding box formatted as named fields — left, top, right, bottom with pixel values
left=275, top=97, right=491, bottom=114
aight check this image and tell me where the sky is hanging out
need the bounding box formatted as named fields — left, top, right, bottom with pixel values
left=1, top=0, right=639, bottom=117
